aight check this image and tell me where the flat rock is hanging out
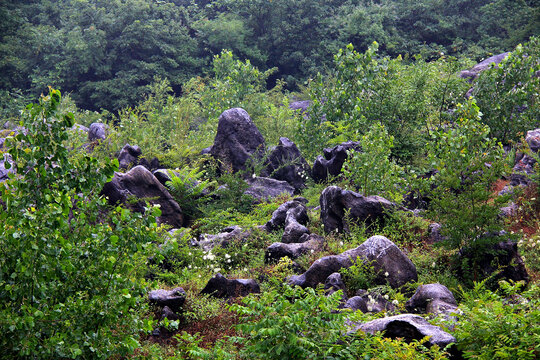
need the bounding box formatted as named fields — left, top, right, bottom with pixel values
left=405, top=284, right=457, bottom=315
left=200, top=273, right=260, bottom=298
left=265, top=234, right=325, bottom=263
left=244, top=176, right=295, bottom=202
left=148, top=287, right=186, bottom=311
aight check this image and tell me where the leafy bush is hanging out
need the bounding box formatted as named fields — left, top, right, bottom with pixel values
left=473, top=37, right=540, bottom=145
left=0, top=89, right=159, bottom=358
left=450, top=281, right=540, bottom=359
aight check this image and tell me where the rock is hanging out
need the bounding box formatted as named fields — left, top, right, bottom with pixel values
left=160, top=306, right=179, bottom=321
left=265, top=199, right=309, bottom=231
left=71, top=123, right=89, bottom=134
left=282, top=221, right=310, bottom=244
left=320, top=186, right=396, bottom=233
left=324, top=272, right=348, bottom=302
left=312, top=141, right=361, bottom=182
left=510, top=128, right=540, bottom=187
left=527, top=128, right=540, bottom=153
left=458, top=239, right=529, bottom=286
left=197, top=226, right=251, bottom=251
left=0, top=154, right=15, bottom=182
left=345, top=290, right=396, bottom=313
left=500, top=202, right=518, bottom=218
left=138, top=157, right=161, bottom=172
left=354, top=314, right=456, bottom=348
left=428, top=223, right=445, bottom=243
left=289, top=100, right=312, bottom=114
left=118, top=143, right=142, bottom=170
left=265, top=234, right=325, bottom=263
left=101, top=165, right=184, bottom=227
left=210, top=108, right=265, bottom=173
left=460, top=52, right=510, bottom=80
left=200, top=273, right=260, bottom=298
left=244, top=176, right=295, bottom=202
left=148, top=287, right=187, bottom=311
left=405, top=284, right=457, bottom=315
left=153, top=169, right=179, bottom=186
left=289, top=235, right=417, bottom=289
left=260, top=137, right=311, bottom=192
left=88, top=122, right=108, bottom=142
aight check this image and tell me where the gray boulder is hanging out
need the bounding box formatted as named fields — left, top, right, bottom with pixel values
left=244, top=176, right=295, bottom=202
left=289, top=100, right=312, bottom=114
left=354, top=314, right=456, bottom=348
left=118, top=143, right=142, bottom=170
left=460, top=52, right=510, bottom=80
left=197, top=226, right=251, bottom=251
left=210, top=108, right=265, bottom=173
left=265, top=198, right=309, bottom=231
left=200, top=273, right=260, bottom=298
left=312, top=141, right=361, bottom=183
left=405, top=284, right=457, bottom=315
left=265, top=234, right=325, bottom=264
left=345, top=290, right=396, bottom=314
left=101, top=165, right=184, bottom=227
left=289, top=235, right=417, bottom=289
left=148, top=287, right=187, bottom=311
left=324, top=272, right=348, bottom=302
left=261, top=137, right=311, bottom=192
left=320, top=186, right=396, bottom=233
left=0, top=154, right=15, bottom=182
left=88, top=122, right=108, bottom=142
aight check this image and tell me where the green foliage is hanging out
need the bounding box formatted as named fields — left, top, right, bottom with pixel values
left=423, top=99, right=510, bottom=255
left=473, top=37, right=540, bottom=144
left=167, top=166, right=214, bottom=221
left=340, top=260, right=378, bottom=293
left=342, top=122, right=405, bottom=202
left=450, top=281, right=540, bottom=359
left=0, top=89, right=159, bottom=358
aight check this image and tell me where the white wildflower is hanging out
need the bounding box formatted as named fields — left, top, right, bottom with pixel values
left=384, top=271, right=389, bottom=277
left=214, top=267, right=221, bottom=273
left=392, top=300, right=399, bottom=306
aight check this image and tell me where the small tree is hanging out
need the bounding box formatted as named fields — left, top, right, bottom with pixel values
left=0, top=89, right=159, bottom=358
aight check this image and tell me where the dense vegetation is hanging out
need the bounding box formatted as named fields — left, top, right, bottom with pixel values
left=1, top=1, right=539, bottom=359
left=0, top=0, right=538, bottom=112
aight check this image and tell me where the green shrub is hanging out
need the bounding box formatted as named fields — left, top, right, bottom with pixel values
left=473, top=37, right=540, bottom=145
left=449, top=281, right=540, bottom=360
left=166, top=166, right=214, bottom=221
left=0, top=89, right=159, bottom=358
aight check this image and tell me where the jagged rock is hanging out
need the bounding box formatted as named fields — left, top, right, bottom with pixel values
left=289, top=100, right=312, bottom=114
left=354, top=314, right=456, bottom=348
left=460, top=52, right=510, bottom=80
left=345, top=290, right=396, bottom=313
left=265, top=198, right=309, bottom=231
left=200, top=273, right=260, bottom=298
left=197, top=226, right=251, bottom=251
left=160, top=306, right=179, bottom=321
left=428, top=223, right=445, bottom=243
left=324, top=272, right=348, bottom=302
left=210, top=108, right=265, bottom=173
left=312, top=141, right=361, bottom=182
left=261, top=137, right=311, bottom=192
left=282, top=221, right=310, bottom=244
left=138, top=157, right=161, bottom=172
left=265, top=234, right=325, bottom=263
left=0, top=154, right=15, bottom=182
left=289, top=235, right=417, bottom=289
left=101, top=165, right=184, bottom=227
left=244, top=176, right=295, bottom=202
left=118, top=143, right=142, bottom=170
left=148, top=287, right=186, bottom=311
left=509, top=128, right=540, bottom=187
left=320, top=186, right=396, bottom=233
left=405, top=284, right=457, bottom=315
left=458, top=239, right=529, bottom=286
left=88, top=122, right=108, bottom=142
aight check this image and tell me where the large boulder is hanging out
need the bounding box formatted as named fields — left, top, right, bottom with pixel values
left=265, top=198, right=309, bottom=231
left=88, top=122, right=108, bottom=142
left=354, top=314, right=456, bottom=348
left=405, top=284, right=457, bottom=315
left=197, top=226, right=251, bottom=251
left=101, top=165, right=184, bottom=227
left=289, top=235, right=417, bottom=289
left=244, top=176, right=295, bottom=202
left=460, top=52, right=510, bottom=80
left=210, top=108, right=265, bottom=173
left=320, top=186, right=396, bottom=233
left=265, top=234, right=325, bottom=264
left=148, top=287, right=186, bottom=312
left=200, top=273, right=260, bottom=298
left=312, top=141, right=361, bottom=183
left=261, top=137, right=311, bottom=192
left=289, top=100, right=312, bottom=114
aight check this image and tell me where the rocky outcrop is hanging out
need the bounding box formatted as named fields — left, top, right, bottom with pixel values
left=320, top=186, right=396, bottom=233
left=312, top=141, right=361, bottom=182
left=209, top=108, right=265, bottom=173
left=200, top=273, right=260, bottom=298
left=289, top=235, right=417, bottom=289
left=354, top=314, right=456, bottom=348
left=460, top=52, right=510, bottom=80
left=261, top=137, right=311, bottom=192
left=244, top=177, right=295, bottom=202
left=101, top=165, right=184, bottom=227
left=289, top=100, right=312, bottom=114
left=264, top=198, right=310, bottom=243
left=197, top=226, right=251, bottom=251
left=265, top=234, right=325, bottom=264
left=405, top=284, right=457, bottom=315
left=118, top=144, right=142, bottom=170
